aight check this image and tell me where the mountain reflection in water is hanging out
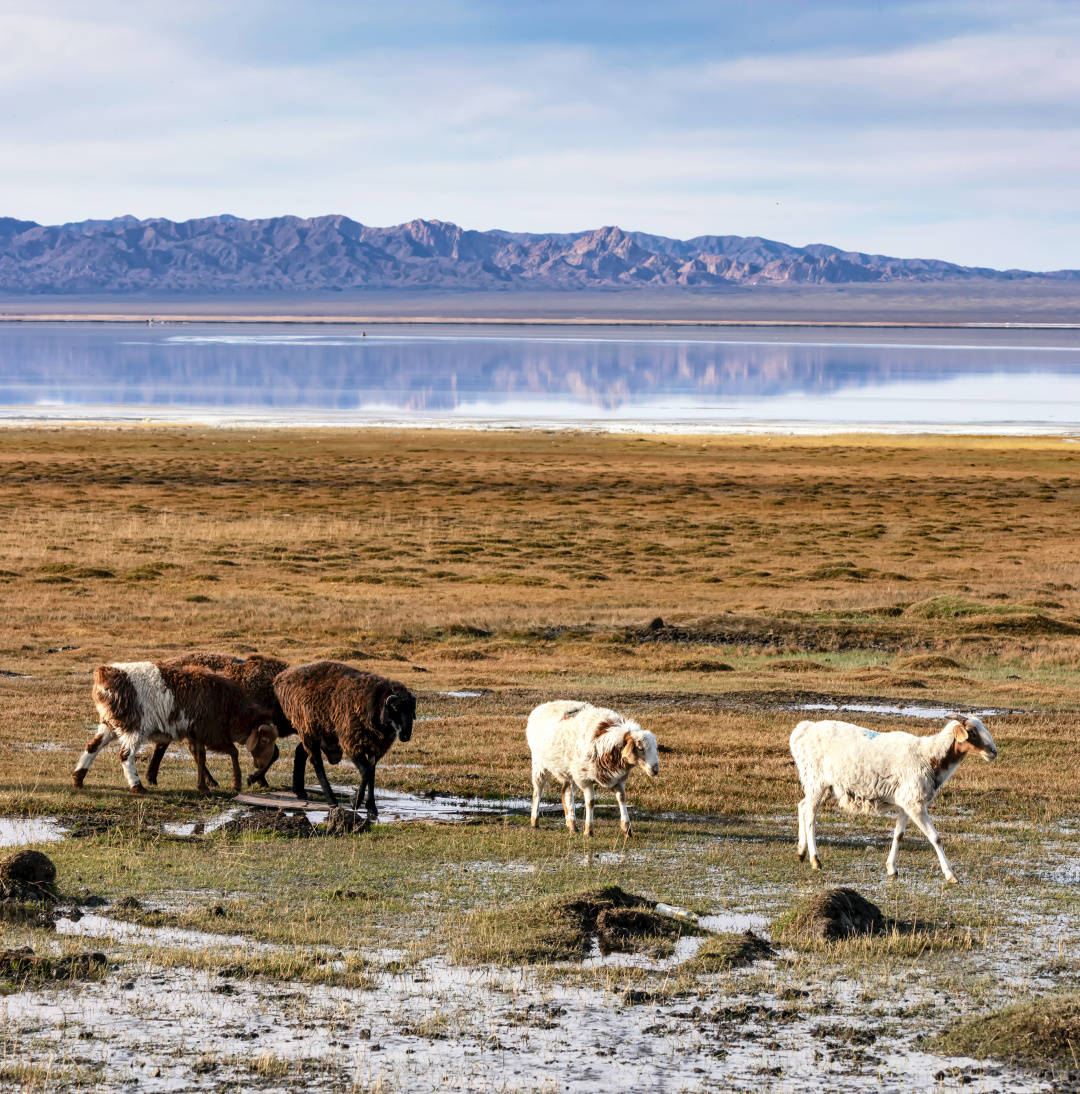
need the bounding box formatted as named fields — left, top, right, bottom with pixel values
left=1, top=325, right=1078, bottom=430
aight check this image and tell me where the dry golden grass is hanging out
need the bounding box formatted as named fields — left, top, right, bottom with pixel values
left=1, top=426, right=1079, bottom=817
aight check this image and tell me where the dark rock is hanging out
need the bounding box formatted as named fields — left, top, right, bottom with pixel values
left=324, top=808, right=371, bottom=836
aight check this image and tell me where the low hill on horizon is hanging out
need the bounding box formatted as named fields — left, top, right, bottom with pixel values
left=0, top=214, right=1075, bottom=294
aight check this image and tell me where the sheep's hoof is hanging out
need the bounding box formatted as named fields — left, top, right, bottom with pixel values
left=945, top=875, right=960, bottom=886
left=887, top=869, right=899, bottom=879
left=129, top=783, right=148, bottom=795
left=810, top=856, right=821, bottom=870
left=529, top=819, right=539, bottom=830
left=246, top=774, right=268, bottom=788
left=621, top=824, right=633, bottom=838
left=796, top=848, right=806, bottom=862
left=71, top=771, right=85, bottom=789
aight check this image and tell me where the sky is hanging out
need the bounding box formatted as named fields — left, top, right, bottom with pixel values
left=1, top=0, right=1077, bottom=270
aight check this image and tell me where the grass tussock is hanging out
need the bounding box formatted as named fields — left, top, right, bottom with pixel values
left=450, top=885, right=692, bottom=966
left=936, top=994, right=1080, bottom=1065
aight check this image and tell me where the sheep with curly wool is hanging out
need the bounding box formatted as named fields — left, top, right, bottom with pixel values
left=72, top=661, right=278, bottom=794
left=273, top=661, right=415, bottom=814
left=144, top=652, right=292, bottom=788
left=789, top=715, right=998, bottom=884
left=526, top=700, right=659, bottom=837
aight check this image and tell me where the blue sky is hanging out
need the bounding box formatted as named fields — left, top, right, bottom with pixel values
left=1, top=1, right=1077, bottom=269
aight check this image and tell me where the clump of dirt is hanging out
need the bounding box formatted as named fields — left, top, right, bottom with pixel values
left=895, top=654, right=963, bottom=671
left=961, top=612, right=1080, bottom=636
left=0, top=946, right=107, bottom=985
left=769, top=659, right=832, bottom=673
left=774, top=888, right=885, bottom=944
left=0, top=850, right=56, bottom=902
left=324, top=808, right=371, bottom=836
left=935, top=994, right=1080, bottom=1064
left=595, top=906, right=683, bottom=955
left=217, top=810, right=315, bottom=838
left=658, top=659, right=735, bottom=673
left=462, top=886, right=695, bottom=965
left=684, top=930, right=776, bottom=973
left=0, top=902, right=55, bottom=929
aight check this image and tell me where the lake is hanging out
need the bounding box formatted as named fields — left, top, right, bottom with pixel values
left=1, top=322, right=1078, bottom=432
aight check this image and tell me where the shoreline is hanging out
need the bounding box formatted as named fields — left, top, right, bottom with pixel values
left=1, top=413, right=1077, bottom=438
left=1, top=313, right=1079, bottom=330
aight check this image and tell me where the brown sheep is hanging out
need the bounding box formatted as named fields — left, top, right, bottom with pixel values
left=72, top=661, right=278, bottom=795
left=145, top=653, right=292, bottom=788
left=273, top=661, right=415, bottom=815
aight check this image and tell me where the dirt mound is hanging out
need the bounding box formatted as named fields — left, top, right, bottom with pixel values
left=775, top=888, right=885, bottom=944
left=217, top=809, right=315, bottom=838
left=895, top=654, right=963, bottom=671
left=0, top=946, right=107, bottom=984
left=465, top=886, right=695, bottom=965
left=769, top=659, right=831, bottom=673
left=936, top=993, right=1080, bottom=1064
left=658, top=659, right=735, bottom=673
left=324, top=808, right=371, bottom=836
left=594, top=906, right=683, bottom=955
left=686, top=930, right=776, bottom=972
left=0, top=851, right=57, bottom=902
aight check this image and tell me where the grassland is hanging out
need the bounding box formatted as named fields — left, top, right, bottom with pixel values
left=1, top=427, right=1079, bottom=1091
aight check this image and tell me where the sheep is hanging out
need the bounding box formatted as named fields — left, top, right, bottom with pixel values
left=526, top=700, right=659, bottom=837
left=273, top=661, right=415, bottom=815
left=71, top=662, right=278, bottom=795
left=144, top=653, right=292, bottom=788
left=789, top=715, right=998, bottom=884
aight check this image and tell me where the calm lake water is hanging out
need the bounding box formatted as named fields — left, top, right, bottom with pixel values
left=1, top=322, right=1078, bottom=432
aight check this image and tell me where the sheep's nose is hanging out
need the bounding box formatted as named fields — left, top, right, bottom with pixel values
left=649, top=764, right=659, bottom=777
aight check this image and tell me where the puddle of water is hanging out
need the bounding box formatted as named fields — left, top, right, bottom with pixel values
left=699, top=911, right=770, bottom=934
left=793, top=702, right=1006, bottom=720
left=0, top=816, right=69, bottom=847
left=162, top=807, right=247, bottom=838
left=298, top=787, right=534, bottom=825
left=55, top=912, right=273, bottom=953
left=19, top=742, right=71, bottom=752
left=438, top=690, right=485, bottom=698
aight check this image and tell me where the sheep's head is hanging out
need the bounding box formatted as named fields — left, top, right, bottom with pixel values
left=948, top=715, right=998, bottom=761
left=244, top=722, right=279, bottom=772
left=383, top=690, right=416, bottom=743
left=620, top=728, right=659, bottom=778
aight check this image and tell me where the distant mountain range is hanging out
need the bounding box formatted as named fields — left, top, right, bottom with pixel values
left=0, top=214, right=1075, bottom=293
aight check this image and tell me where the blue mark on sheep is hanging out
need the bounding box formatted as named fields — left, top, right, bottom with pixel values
left=862, top=729, right=880, bottom=740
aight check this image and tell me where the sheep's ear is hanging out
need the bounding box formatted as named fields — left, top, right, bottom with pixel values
left=948, top=719, right=967, bottom=741
left=621, top=731, right=637, bottom=760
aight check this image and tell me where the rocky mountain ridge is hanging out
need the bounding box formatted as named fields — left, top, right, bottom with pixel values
left=0, top=214, right=1074, bottom=293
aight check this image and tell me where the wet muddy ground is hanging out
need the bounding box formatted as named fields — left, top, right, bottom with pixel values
left=2, top=784, right=1078, bottom=1093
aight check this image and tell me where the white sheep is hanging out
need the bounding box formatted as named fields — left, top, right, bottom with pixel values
left=789, top=715, right=998, bottom=883
left=526, top=700, right=659, bottom=837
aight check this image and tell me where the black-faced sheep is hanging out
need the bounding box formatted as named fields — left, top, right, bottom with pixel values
left=789, top=715, right=998, bottom=883
left=144, top=653, right=292, bottom=788
left=273, top=661, right=415, bottom=814
left=526, top=700, right=659, bottom=837
left=72, top=661, right=278, bottom=794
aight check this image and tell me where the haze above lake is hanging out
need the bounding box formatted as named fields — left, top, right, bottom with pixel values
left=1, top=323, right=1077, bottom=433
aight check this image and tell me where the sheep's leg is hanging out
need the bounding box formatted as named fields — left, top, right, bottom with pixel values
left=307, top=744, right=339, bottom=807
left=118, top=737, right=147, bottom=794
left=365, top=762, right=378, bottom=818
left=886, top=813, right=909, bottom=877
left=799, top=789, right=825, bottom=869
left=292, top=743, right=309, bottom=800
left=145, top=741, right=169, bottom=787
left=906, top=805, right=958, bottom=884
left=227, top=744, right=242, bottom=793
left=72, top=724, right=116, bottom=788
left=582, top=785, right=596, bottom=837
left=530, top=770, right=548, bottom=829
left=561, top=783, right=577, bottom=833
left=247, top=743, right=278, bottom=788
left=796, top=789, right=807, bottom=860
left=615, top=786, right=632, bottom=838
left=194, top=742, right=211, bottom=796
left=183, top=739, right=219, bottom=789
